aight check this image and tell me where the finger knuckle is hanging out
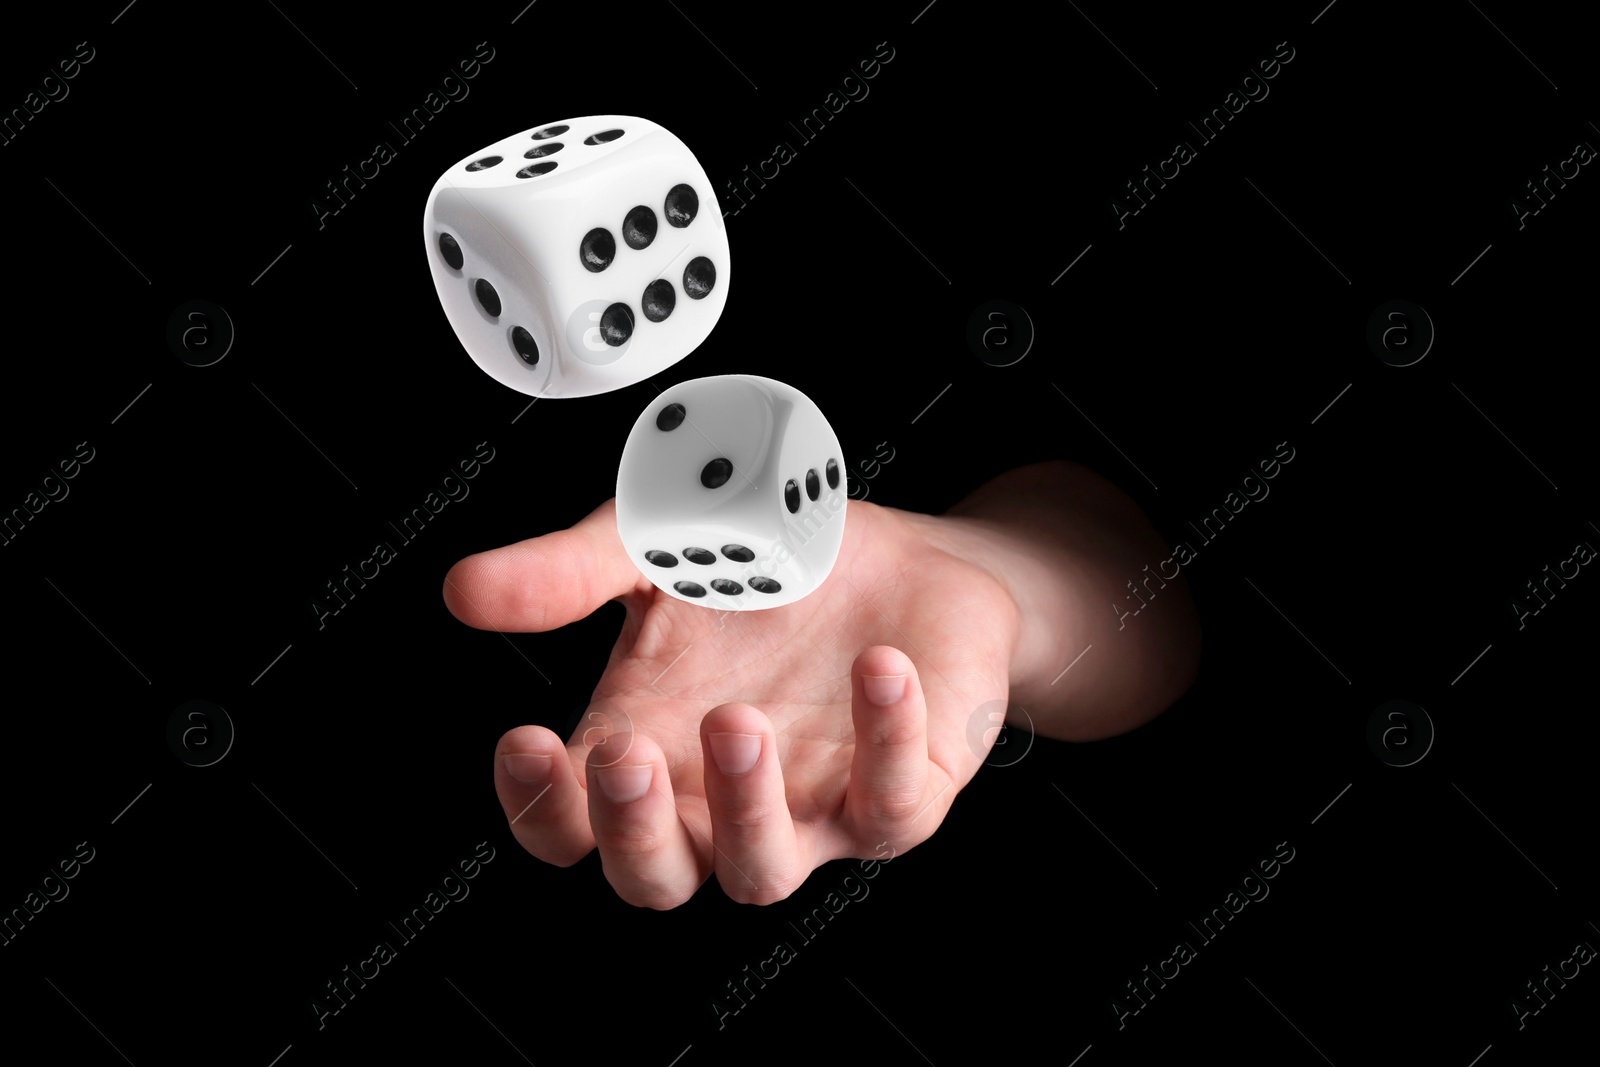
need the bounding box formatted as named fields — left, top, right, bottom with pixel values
left=871, top=716, right=925, bottom=750
left=597, top=822, right=669, bottom=858
left=862, top=781, right=926, bottom=825
left=716, top=797, right=776, bottom=831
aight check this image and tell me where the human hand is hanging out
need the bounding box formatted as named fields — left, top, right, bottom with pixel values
left=443, top=493, right=1019, bottom=908
left=443, top=461, right=1199, bottom=908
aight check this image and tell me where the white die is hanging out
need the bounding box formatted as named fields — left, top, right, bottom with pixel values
left=423, top=116, right=730, bottom=398
left=616, top=376, right=848, bottom=610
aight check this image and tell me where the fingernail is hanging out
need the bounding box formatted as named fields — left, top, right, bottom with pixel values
left=503, top=753, right=552, bottom=785
left=594, top=764, right=652, bottom=804
left=862, top=674, right=907, bottom=706
left=708, top=732, right=762, bottom=776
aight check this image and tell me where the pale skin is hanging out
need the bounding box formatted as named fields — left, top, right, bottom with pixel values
left=442, top=460, right=1201, bottom=909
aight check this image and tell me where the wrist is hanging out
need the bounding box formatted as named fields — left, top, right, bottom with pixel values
left=939, top=461, right=1200, bottom=741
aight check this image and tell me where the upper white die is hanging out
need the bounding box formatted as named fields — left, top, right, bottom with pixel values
left=423, top=116, right=730, bottom=398
left=616, top=375, right=848, bottom=611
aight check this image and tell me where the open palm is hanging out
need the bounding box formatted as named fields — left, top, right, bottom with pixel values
left=443, top=494, right=1021, bottom=908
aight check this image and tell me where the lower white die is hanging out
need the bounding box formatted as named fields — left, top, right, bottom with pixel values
left=616, top=376, right=847, bottom=610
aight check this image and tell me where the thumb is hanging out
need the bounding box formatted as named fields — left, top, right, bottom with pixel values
left=443, top=497, right=643, bottom=631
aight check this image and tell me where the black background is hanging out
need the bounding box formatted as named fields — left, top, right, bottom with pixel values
left=2, top=2, right=1595, bottom=1064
